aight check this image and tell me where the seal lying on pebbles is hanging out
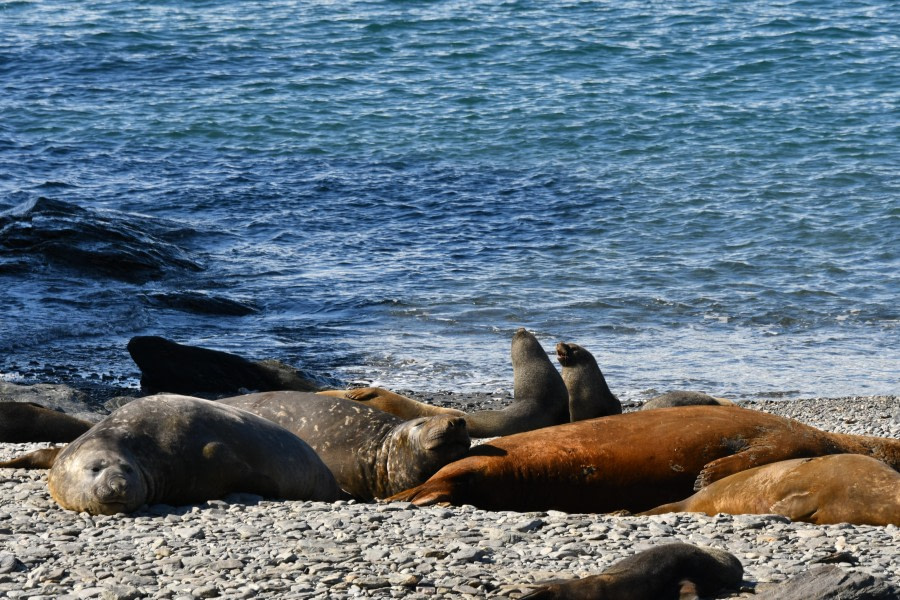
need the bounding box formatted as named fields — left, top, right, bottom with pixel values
left=218, top=391, right=470, bottom=500
left=555, top=342, right=622, bottom=420
left=641, top=390, right=735, bottom=410
left=317, top=387, right=466, bottom=420
left=641, top=454, right=900, bottom=526
left=0, top=402, right=93, bottom=443
left=46, top=395, right=340, bottom=514
left=521, top=542, right=743, bottom=600
left=464, top=328, right=569, bottom=437
left=389, top=405, right=900, bottom=513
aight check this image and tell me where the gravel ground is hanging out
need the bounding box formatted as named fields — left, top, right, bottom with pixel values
left=0, top=392, right=897, bottom=599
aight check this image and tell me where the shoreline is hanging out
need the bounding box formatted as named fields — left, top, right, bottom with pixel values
left=0, top=384, right=897, bottom=598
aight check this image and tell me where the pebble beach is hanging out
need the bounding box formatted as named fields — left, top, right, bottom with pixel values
left=0, top=392, right=898, bottom=599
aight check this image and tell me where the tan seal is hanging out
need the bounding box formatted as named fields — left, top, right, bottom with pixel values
left=463, top=328, right=569, bottom=437
left=317, top=387, right=466, bottom=420
left=521, top=542, right=743, bottom=600
left=641, top=454, right=900, bottom=526
left=389, top=405, right=900, bottom=513
left=555, top=341, right=621, bottom=420
left=46, top=395, right=340, bottom=514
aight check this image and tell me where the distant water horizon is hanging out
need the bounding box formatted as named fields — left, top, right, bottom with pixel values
left=1, top=1, right=898, bottom=401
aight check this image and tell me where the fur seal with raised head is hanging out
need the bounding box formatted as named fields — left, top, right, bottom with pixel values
left=463, top=328, right=569, bottom=437
left=317, top=387, right=466, bottom=420
left=389, top=405, right=900, bottom=514
left=555, top=342, right=621, bottom=420
left=0, top=402, right=93, bottom=443
left=46, top=395, right=340, bottom=514
left=521, top=542, right=743, bottom=600
left=641, top=454, right=900, bottom=526
left=218, top=391, right=470, bottom=500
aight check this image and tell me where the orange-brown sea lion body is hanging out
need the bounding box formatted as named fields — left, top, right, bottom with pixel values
left=641, top=454, right=900, bottom=526
left=389, top=405, right=900, bottom=514
left=521, top=542, right=743, bottom=600
left=317, top=387, right=466, bottom=420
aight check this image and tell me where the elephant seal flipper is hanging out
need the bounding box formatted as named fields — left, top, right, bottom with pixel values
left=520, top=543, right=743, bottom=600
left=463, top=328, right=569, bottom=437
left=318, top=387, right=466, bottom=420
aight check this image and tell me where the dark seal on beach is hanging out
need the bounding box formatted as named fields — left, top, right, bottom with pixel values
left=317, top=387, right=467, bottom=420
left=218, top=391, right=471, bottom=500
left=389, top=405, right=900, bottom=514
left=556, top=341, right=622, bottom=420
left=641, top=454, right=900, bottom=526
left=0, top=402, right=93, bottom=443
left=464, top=328, right=569, bottom=437
left=521, top=542, right=743, bottom=600
left=47, top=395, right=340, bottom=514
left=641, top=390, right=735, bottom=410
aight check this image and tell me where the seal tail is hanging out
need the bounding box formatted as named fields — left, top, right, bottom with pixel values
left=0, top=446, right=64, bottom=470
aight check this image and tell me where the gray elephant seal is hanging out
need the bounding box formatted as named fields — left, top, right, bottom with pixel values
left=641, top=390, right=735, bottom=410
left=317, top=387, right=466, bottom=420
left=218, top=391, right=470, bottom=500
left=0, top=402, right=93, bottom=443
left=464, top=328, right=569, bottom=437
left=521, top=542, right=743, bottom=600
left=47, top=395, right=340, bottom=514
left=555, top=342, right=622, bottom=420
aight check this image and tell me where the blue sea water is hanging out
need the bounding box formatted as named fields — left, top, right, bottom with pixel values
left=1, top=0, right=898, bottom=400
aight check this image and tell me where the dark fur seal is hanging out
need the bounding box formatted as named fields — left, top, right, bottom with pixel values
left=555, top=342, right=622, bottom=420
left=218, top=391, right=470, bottom=500
left=47, top=395, right=340, bottom=514
left=521, top=542, right=743, bottom=600
left=464, top=328, right=569, bottom=437
left=389, top=405, right=900, bottom=513
left=641, top=454, right=900, bottom=526
left=0, top=402, right=93, bottom=442
left=641, top=390, right=735, bottom=410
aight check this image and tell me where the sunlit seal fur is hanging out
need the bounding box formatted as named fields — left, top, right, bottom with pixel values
left=641, top=390, right=735, bottom=410
left=641, top=454, right=900, bottom=526
left=0, top=445, right=65, bottom=470
left=218, top=391, right=470, bottom=500
left=555, top=342, right=621, bottom=420
left=464, top=328, right=569, bottom=437
left=0, top=402, right=93, bottom=443
left=521, top=542, right=743, bottom=600
left=317, top=387, right=466, bottom=420
left=388, top=405, right=900, bottom=513
left=47, top=395, right=340, bottom=515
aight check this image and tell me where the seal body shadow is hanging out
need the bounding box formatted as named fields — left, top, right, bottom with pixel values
left=464, top=328, right=569, bottom=437
left=218, top=391, right=470, bottom=500
left=47, top=395, right=340, bottom=514
left=521, top=542, right=743, bottom=600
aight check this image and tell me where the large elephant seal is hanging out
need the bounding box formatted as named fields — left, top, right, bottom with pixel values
left=641, top=454, right=900, bottom=526
left=218, top=391, right=470, bottom=500
left=555, top=342, right=621, bottom=420
left=641, top=390, right=735, bottom=410
left=0, top=402, right=93, bottom=442
left=47, top=395, right=340, bottom=514
left=317, top=388, right=466, bottom=420
left=521, top=542, right=743, bottom=600
left=464, top=328, right=569, bottom=437
left=389, top=405, right=900, bottom=514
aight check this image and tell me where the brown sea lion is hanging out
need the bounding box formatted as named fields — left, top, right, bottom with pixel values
left=641, top=390, right=735, bottom=410
left=521, top=542, right=743, bottom=600
left=0, top=402, right=94, bottom=443
left=555, top=342, right=622, bottom=420
left=641, top=454, right=900, bottom=526
left=463, top=328, right=569, bottom=437
left=317, top=387, right=466, bottom=420
left=218, top=391, right=470, bottom=500
left=388, top=405, right=900, bottom=514
left=46, top=395, right=340, bottom=514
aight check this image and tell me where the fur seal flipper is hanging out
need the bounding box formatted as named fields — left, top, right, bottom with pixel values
left=464, top=328, right=569, bottom=437
left=47, top=395, right=340, bottom=514
left=521, top=542, right=743, bottom=600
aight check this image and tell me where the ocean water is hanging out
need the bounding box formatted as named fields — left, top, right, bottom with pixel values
left=1, top=1, right=898, bottom=401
